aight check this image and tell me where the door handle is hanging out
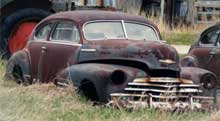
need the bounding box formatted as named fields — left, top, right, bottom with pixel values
left=208, top=49, right=219, bottom=64
left=209, top=48, right=219, bottom=55
left=41, top=46, right=47, bottom=53
left=209, top=51, right=216, bottom=55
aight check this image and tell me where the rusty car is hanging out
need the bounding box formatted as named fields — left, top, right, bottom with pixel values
left=181, top=22, right=220, bottom=90
left=5, top=10, right=216, bottom=110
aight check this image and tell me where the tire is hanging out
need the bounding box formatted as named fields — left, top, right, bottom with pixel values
left=200, top=73, right=217, bottom=97
left=201, top=73, right=217, bottom=89
left=0, top=8, right=51, bottom=59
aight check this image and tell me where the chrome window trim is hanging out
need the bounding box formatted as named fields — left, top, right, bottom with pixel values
left=121, top=20, right=128, bottom=39
left=198, top=26, right=220, bottom=47
left=49, top=20, right=81, bottom=44
left=83, top=20, right=124, bottom=41
left=124, top=20, right=160, bottom=41
left=199, top=42, right=216, bottom=47
left=34, top=23, right=53, bottom=41
left=82, top=20, right=160, bottom=41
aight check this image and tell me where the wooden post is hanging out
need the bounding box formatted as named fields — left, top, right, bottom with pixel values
left=166, top=0, right=173, bottom=29
left=186, top=0, right=194, bottom=26
left=160, top=0, right=165, bottom=23
left=189, top=95, right=194, bottom=110
left=148, top=93, right=153, bottom=108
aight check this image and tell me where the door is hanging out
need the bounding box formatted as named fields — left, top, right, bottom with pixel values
left=189, top=26, right=220, bottom=75
left=42, top=20, right=81, bottom=82
left=27, top=22, right=54, bottom=82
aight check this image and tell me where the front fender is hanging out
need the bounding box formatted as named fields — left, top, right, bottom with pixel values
left=55, top=63, right=147, bottom=102
left=181, top=67, right=217, bottom=89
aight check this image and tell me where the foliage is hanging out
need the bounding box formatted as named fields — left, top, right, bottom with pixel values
left=161, top=32, right=197, bottom=45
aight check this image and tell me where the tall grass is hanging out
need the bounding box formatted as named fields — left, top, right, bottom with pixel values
left=145, top=16, right=208, bottom=45
left=0, top=60, right=219, bottom=121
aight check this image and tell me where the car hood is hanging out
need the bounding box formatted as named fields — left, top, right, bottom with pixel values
left=78, top=39, right=180, bottom=71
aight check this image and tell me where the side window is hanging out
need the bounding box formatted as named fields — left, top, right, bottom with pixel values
left=200, top=27, right=220, bottom=45
left=51, top=21, right=80, bottom=43
left=35, top=23, right=53, bottom=40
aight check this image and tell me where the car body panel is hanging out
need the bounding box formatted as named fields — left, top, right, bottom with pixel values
left=182, top=23, right=220, bottom=82
left=78, top=40, right=179, bottom=71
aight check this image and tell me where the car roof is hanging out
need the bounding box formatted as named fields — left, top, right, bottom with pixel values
left=43, top=10, right=156, bottom=27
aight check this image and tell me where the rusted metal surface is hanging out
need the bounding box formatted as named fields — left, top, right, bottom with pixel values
left=5, top=11, right=216, bottom=110
left=109, top=77, right=215, bottom=110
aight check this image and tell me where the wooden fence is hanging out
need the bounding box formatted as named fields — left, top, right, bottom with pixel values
left=193, top=1, right=220, bottom=26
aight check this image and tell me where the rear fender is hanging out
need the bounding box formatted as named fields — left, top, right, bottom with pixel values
left=5, top=50, right=31, bottom=80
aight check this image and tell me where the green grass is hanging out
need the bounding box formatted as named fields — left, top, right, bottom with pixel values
left=161, top=32, right=197, bottom=45
left=179, top=54, right=186, bottom=60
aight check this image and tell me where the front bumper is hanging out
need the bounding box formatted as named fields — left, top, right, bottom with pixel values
left=108, top=77, right=215, bottom=110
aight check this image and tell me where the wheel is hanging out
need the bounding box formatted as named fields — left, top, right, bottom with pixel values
left=200, top=73, right=217, bottom=97
left=201, top=73, right=217, bottom=89
left=0, top=8, right=51, bottom=59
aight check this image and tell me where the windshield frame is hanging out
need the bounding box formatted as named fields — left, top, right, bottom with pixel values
left=82, top=20, right=160, bottom=41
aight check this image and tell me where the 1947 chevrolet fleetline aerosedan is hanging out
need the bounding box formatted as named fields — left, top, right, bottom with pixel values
left=5, top=11, right=216, bottom=109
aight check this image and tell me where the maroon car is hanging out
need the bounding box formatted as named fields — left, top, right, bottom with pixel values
left=5, top=11, right=215, bottom=109
left=181, top=22, right=220, bottom=89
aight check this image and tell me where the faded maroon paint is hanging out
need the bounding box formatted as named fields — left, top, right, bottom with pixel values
left=23, top=11, right=175, bottom=82
left=181, top=22, right=220, bottom=84
left=183, top=46, right=220, bottom=82
left=42, top=43, right=81, bottom=82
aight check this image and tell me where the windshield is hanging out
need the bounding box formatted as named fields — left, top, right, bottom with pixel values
left=84, top=21, right=159, bottom=41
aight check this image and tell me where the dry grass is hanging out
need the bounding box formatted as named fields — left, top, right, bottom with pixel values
left=0, top=60, right=220, bottom=121
left=145, top=16, right=211, bottom=45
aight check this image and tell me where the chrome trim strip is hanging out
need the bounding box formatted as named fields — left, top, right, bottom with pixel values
left=121, top=20, right=128, bottom=39
left=28, top=40, right=82, bottom=46
left=80, top=48, right=96, bottom=52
